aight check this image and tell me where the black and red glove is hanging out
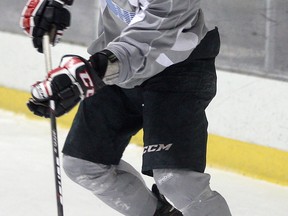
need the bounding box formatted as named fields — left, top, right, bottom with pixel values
left=27, top=55, right=105, bottom=118
left=20, top=0, right=73, bottom=52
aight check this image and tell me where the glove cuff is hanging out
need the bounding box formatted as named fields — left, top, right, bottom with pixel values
left=89, top=50, right=120, bottom=85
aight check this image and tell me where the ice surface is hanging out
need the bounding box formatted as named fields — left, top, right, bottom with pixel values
left=0, top=109, right=287, bottom=216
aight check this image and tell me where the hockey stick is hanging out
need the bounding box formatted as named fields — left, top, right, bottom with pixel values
left=43, top=34, right=64, bottom=216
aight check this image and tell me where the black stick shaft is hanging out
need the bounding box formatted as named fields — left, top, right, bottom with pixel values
left=43, top=34, right=64, bottom=216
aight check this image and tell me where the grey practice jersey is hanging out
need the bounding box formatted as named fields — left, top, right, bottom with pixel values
left=88, top=0, right=208, bottom=88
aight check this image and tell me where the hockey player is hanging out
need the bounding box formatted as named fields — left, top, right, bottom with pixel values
left=20, top=0, right=232, bottom=215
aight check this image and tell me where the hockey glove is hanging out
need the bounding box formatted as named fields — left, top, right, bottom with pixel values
left=27, top=55, right=105, bottom=118
left=20, top=0, right=73, bottom=53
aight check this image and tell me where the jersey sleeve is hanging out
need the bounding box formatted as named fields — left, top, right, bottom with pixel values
left=106, top=0, right=208, bottom=88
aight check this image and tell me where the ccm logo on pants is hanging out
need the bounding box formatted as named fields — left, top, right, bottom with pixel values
left=143, top=143, right=173, bottom=154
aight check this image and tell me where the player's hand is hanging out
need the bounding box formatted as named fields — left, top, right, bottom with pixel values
left=20, top=0, right=73, bottom=53
left=27, top=55, right=105, bottom=118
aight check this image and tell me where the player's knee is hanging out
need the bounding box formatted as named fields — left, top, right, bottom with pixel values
left=62, top=154, right=114, bottom=194
left=153, top=169, right=211, bottom=210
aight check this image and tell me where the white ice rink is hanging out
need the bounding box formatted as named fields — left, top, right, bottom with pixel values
left=1, top=109, right=288, bottom=216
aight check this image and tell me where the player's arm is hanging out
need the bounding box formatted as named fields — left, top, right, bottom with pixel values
left=27, top=52, right=115, bottom=118
left=105, top=0, right=207, bottom=88
left=20, top=0, right=74, bottom=52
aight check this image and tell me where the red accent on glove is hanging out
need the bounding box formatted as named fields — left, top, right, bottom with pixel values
left=21, top=0, right=42, bottom=35
left=62, top=56, right=83, bottom=70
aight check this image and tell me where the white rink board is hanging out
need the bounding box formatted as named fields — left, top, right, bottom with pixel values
left=1, top=31, right=288, bottom=152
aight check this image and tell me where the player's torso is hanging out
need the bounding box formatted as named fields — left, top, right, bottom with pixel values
left=99, top=0, right=150, bottom=41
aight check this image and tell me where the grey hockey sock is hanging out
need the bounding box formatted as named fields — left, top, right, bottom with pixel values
left=63, top=155, right=158, bottom=216
left=153, top=169, right=231, bottom=216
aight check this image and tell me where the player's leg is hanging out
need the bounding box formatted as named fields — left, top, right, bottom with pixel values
left=153, top=169, right=231, bottom=216
left=63, top=156, right=158, bottom=216
left=62, top=85, right=158, bottom=216
left=142, top=27, right=231, bottom=215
